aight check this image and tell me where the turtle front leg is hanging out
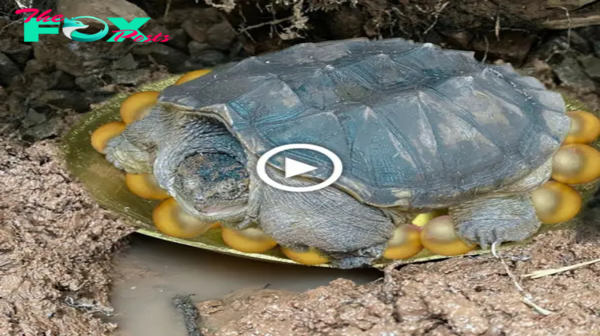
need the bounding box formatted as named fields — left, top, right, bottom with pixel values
left=104, top=109, right=165, bottom=173
left=256, top=167, right=397, bottom=269
left=450, top=194, right=541, bottom=248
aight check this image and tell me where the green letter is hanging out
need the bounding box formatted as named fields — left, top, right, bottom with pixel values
left=23, top=19, right=59, bottom=42
left=107, top=18, right=150, bottom=42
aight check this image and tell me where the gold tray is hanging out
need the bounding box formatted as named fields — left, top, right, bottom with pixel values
left=60, top=76, right=599, bottom=268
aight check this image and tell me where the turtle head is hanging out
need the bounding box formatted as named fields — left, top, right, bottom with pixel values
left=173, top=151, right=250, bottom=221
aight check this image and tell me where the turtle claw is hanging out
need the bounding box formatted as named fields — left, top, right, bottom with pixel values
left=452, top=194, right=541, bottom=249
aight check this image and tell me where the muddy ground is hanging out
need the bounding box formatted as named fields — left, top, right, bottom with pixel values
left=196, top=225, right=600, bottom=336
left=1, top=0, right=600, bottom=335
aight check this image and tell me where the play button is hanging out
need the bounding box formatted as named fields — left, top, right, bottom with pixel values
left=256, top=144, right=344, bottom=193
left=284, top=158, right=318, bottom=178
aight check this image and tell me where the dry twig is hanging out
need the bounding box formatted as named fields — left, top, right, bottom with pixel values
left=423, top=1, right=449, bottom=36
left=523, top=258, right=600, bottom=279
left=492, top=242, right=555, bottom=316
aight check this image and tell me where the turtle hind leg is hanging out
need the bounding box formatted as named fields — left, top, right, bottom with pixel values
left=451, top=194, right=541, bottom=248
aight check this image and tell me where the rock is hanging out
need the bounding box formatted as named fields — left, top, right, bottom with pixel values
left=23, top=117, right=65, bottom=141
left=55, top=62, right=86, bottom=77
left=192, top=50, right=227, bottom=66
left=76, top=75, right=105, bottom=92
left=568, top=31, right=592, bottom=55
left=168, top=8, right=221, bottom=25
left=471, top=31, right=536, bottom=64
left=32, top=90, right=90, bottom=112
left=328, top=7, right=366, bottom=39
left=33, top=35, right=115, bottom=76
left=553, top=57, right=596, bottom=94
left=440, top=31, right=472, bottom=49
left=24, top=71, right=77, bottom=95
left=142, top=22, right=188, bottom=50
left=8, top=93, right=27, bottom=118
left=21, top=109, right=47, bottom=129
left=108, top=40, right=135, bottom=59
left=188, top=41, right=213, bottom=56
left=579, top=56, right=600, bottom=81
left=49, top=71, right=77, bottom=90
left=0, top=52, right=22, bottom=86
left=33, top=36, right=86, bottom=76
left=0, top=17, right=8, bottom=30
left=594, top=43, right=600, bottom=58
left=80, top=59, right=111, bottom=75
left=182, top=20, right=208, bottom=43
left=207, top=21, right=237, bottom=51
left=105, top=69, right=152, bottom=85
left=132, top=43, right=190, bottom=72
left=57, top=0, right=149, bottom=28
left=113, top=53, right=138, bottom=70
left=165, top=28, right=190, bottom=51
left=575, top=26, right=600, bottom=56
left=0, top=39, right=33, bottom=67
left=24, top=60, right=51, bottom=74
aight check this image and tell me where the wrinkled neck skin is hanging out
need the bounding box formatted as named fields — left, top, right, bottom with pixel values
left=138, top=105, right=253, bottom=223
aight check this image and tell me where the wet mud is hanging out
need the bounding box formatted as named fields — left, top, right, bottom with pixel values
left=109, top=236, right=379, bottom=336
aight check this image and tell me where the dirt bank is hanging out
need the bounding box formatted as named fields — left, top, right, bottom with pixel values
left=196, top=221, right=600, bottom=335
left=0, top=136, right=136, bottom=335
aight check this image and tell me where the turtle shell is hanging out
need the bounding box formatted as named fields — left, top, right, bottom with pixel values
left=158, top=38, right=569, bottom=208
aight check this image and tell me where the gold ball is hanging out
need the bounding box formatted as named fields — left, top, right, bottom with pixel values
left=551, top=144, right=600, bottom=184
left=222, top=227, right=278, bottom=253
left=383, top=224, right=423, bottom=260
left=152, top=198, right=214, bottom=238
left=421, top=215, right=476, bottom=256
left=175, top=69, right=212, bottom=85
left=120, top=91, right=160, bottom=124
left=411, top=210, right=447, bottom=227
left=531, top=181, right=582, bottom=224
left=281, top=247, right=329, bottom=265
left=125, top=173, right=170, bottom=200
left=90, top=121, right=126, bottom=154
left=564, top=110, right=600, bottom=144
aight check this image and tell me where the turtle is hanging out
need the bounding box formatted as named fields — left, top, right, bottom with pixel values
left=100, top=38, right=589, bottom=269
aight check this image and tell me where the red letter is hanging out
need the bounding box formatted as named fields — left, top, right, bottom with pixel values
left=37, top=9, right=52, bottom=22
left=112, top=30, right=138, bottom=41
left=15, top=8, right=38, bottom=23
left=134, top=34, right=145, bottom=42
left=51, top=15, right=64, bottom=23
left=143, top=34, right=153, bottom=42
left=151, top=32, right=163, bottom=42
left=161, top=35, right=171, bottom=42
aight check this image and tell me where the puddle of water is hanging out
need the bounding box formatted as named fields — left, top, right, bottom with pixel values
left=109, top=234, right=382, bottom=336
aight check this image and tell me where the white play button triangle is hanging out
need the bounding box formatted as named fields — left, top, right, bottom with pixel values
left=284, top=157, right=318, bottom=178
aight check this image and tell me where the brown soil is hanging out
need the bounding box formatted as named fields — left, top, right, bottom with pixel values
left=0, top=136, right=135, bottom=335
left=197, top=223, right=600, bottom=335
